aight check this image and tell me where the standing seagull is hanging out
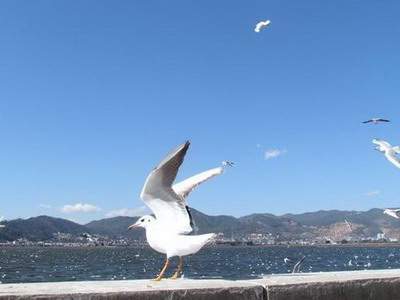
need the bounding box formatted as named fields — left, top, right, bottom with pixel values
left=383, top=209, right=400, bottom=219
left=129, top=141, right=225, bottom=281
left=254, top=20, right=271, bottom=33
left=363, top=118, right=390, bottom=125
left=372, top=139, right=400, bottom=169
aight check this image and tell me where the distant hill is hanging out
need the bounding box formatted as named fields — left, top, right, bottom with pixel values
left=1, top=208, right=399, bottom=242
left=0, top=216, right=88, bottom=241
left=86, top=216, right=145, bottom=240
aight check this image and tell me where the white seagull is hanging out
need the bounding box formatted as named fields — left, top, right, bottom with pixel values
left=254, top=20, right=271, bottom=33
left=129, top=141, right=227, bottom=281
left=363, top=118, right=390, bottom=125
left=372, top=139, right=400, bottom=169
left=383, top=209, right=400, bottom=219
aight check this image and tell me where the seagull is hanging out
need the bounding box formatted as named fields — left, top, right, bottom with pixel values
left=284, top=257, right=292, bottom=264
left=383, top=208, right=400, bottom=219
left=129, top=141, right=226, bottom=281
left=363, top=118, right=390, bottom=125
left=372, top=139, right=400, bottom=169
left=254, top=20, right=271, bottom=33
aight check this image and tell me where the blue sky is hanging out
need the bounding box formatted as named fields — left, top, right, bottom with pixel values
left=1, top=0, right=400, bottom=223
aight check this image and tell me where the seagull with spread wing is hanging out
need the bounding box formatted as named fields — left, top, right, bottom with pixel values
left=128, top=141, right=229, bottom=281
left=254, top=20, right=271, bottom=33
left=363, top=118, right=390, bottom=125
left=373, top=139, right=400, bottom=169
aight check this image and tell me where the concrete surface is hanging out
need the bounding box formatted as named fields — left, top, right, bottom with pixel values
left=1, top=269, right=400, bottom=299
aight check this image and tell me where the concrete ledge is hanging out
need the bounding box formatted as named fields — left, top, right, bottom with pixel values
left=1, top=269, right=400, bottom=300
left=263, top=270, right=400, bottom=300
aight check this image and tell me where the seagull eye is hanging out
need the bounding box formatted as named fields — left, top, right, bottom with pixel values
left=141, top=219, right=144, bottom=222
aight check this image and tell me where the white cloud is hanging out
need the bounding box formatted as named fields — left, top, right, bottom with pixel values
left=365, top=190, right=381, bottom=197
left=264, top=149, right=287, bottom=160
left=105, top=206, right=148, bottom=218
left=61, top=203, right=101, bottom=214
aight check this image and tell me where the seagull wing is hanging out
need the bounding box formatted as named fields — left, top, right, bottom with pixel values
left=373, top=139, right=391, bottom=148
left=377, top=119, right=390, bottom=122
left=254, top=20, right=270, bottom=32
left=140, top=141, right=193, bottom=234
left=392, top=146, right=400, bottom=154
left=363, top=120, right=373, bottom=124
left=385, top=209, right=400, bottom=219
left=173, top=167, right=224, bottom=199
left=386, top=153, right=400, bottom=169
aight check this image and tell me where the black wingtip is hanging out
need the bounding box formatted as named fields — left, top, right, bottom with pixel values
left=181, top=140, right=191, bottom=151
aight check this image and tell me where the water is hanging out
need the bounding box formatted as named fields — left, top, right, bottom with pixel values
left=1, top=245, right=400, bottom=284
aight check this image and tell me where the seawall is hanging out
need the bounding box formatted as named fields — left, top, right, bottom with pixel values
left=1, top=269, right=400, bottom=300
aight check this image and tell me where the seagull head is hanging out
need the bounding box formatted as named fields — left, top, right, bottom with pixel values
left=128, top=215, right=155, bottom=230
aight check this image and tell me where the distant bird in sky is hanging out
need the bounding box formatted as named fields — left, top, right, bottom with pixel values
left=362, top=118, right=390, bottom=125
left=222, top=160, right=235, bottom=167
left=254, top=20, right=271, bottom=33
left=383, top=208, right=400, bottom=219
left=128, top=141, right=226, bottom=281
left=373, top=139, right=400, bottom=169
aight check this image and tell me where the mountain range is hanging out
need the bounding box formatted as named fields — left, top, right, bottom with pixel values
left=1, top=208, right=399, bottom=242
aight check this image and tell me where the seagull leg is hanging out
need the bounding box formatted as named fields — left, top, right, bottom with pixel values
left=153, top=258, right=169, bottom=281
left=170, top=257, right=183, bottom=279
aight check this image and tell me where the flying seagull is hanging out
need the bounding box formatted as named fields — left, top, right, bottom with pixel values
left=372, top=139, right=400, bottom=169
left=129, top=141, right=227, bottom=281
left=254, top=20, right=271, bottom=33
left=363, top=118, right=390, bottom=125
left=284, top=257, right=291, bottom=264
left=383, top=209, right=400, bottom=219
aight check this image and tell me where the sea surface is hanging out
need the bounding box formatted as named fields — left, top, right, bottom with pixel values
left=1, top=245, right=400, bottom=284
